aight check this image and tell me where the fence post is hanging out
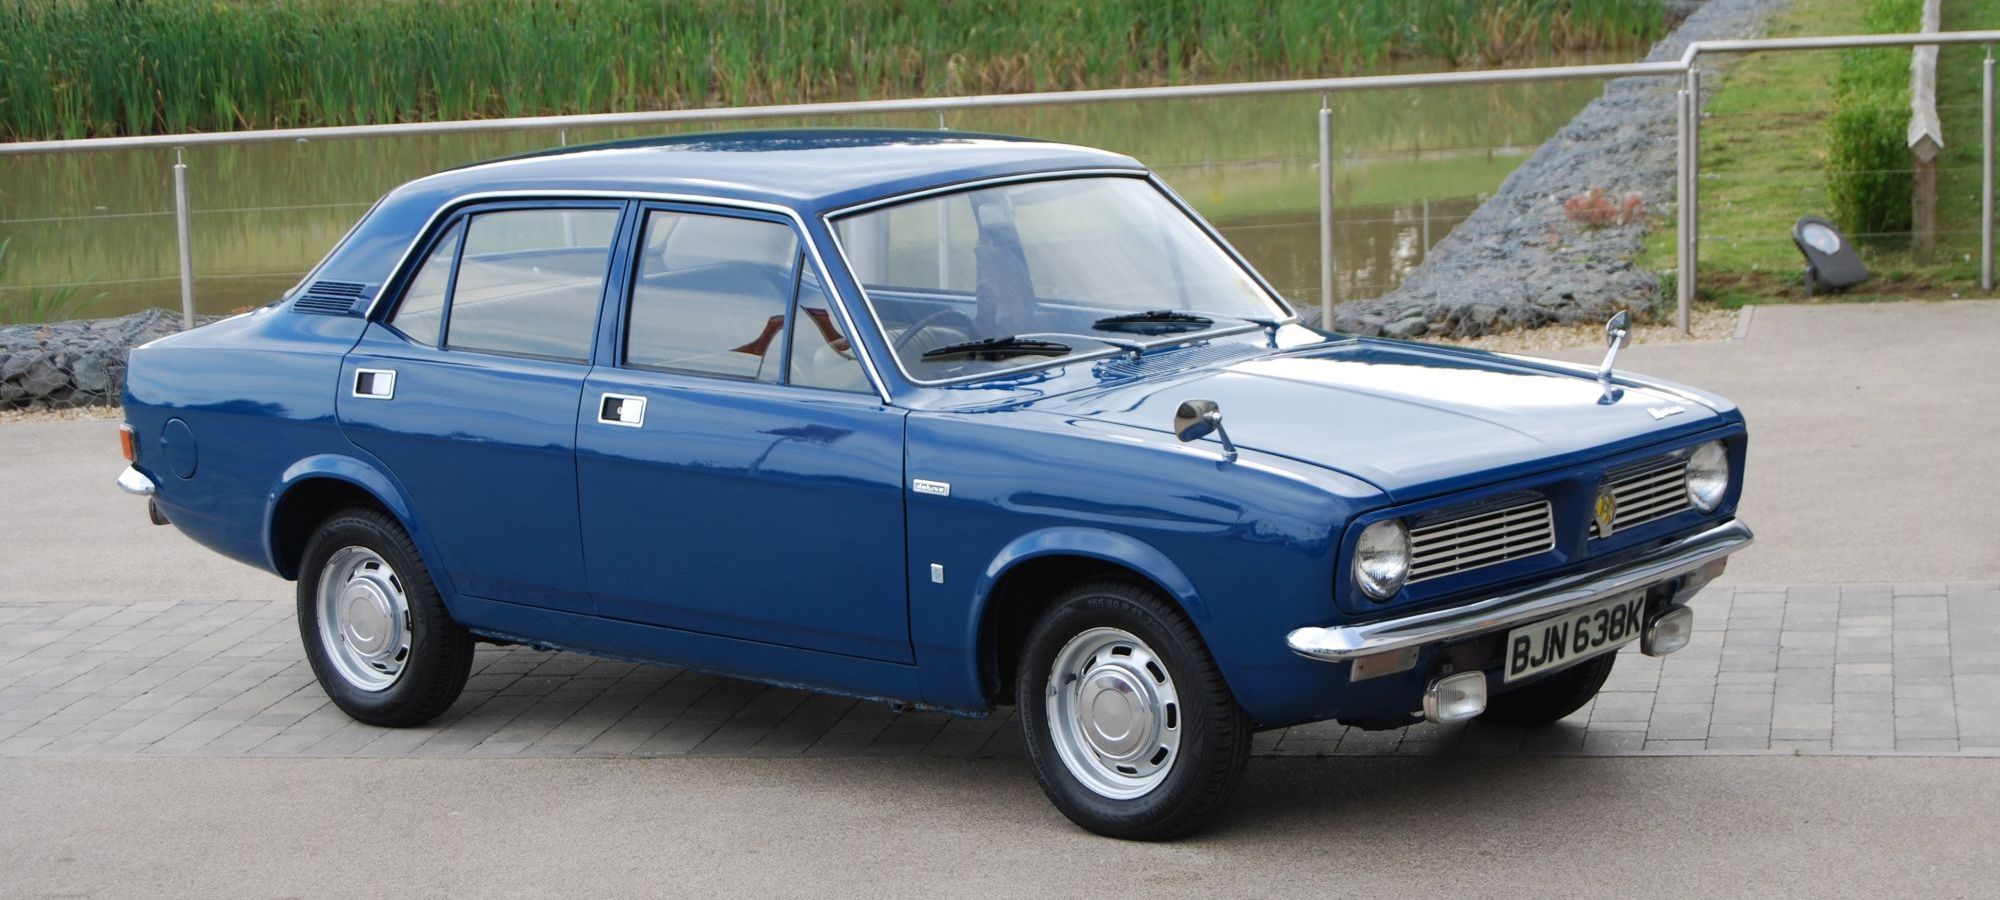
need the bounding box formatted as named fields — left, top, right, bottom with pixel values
left=172, top=149, right=195, bottom=330
left=1318, top=97, right=1335, bottom=327
left=1984, top=47, right=1994, bottom=293
left=1675, top=84, right=1692, bottom=336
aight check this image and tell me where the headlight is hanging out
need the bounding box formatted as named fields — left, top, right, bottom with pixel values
left=1353, top=519, right=1411, bottom=600
left=1684, top=440, right=1729, bottom=512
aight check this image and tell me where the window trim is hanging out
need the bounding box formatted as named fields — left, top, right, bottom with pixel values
left=819, top=169, right=1299, bottom=389
left=615, top=202, right=805, bottom=386
left=376, top=198, right=626, bottom=365
left=365, top=191, right=891, bottom=404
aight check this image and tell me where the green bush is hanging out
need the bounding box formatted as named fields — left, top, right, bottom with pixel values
left=1824, top=0, right=1922, bottom=244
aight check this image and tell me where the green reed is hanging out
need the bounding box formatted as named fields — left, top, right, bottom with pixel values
left=0, top=0, right=1664, bottom=142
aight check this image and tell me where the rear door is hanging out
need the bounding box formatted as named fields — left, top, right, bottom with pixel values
left=339, top=200, right=631, bottom=613
left=575, top=203, right=912, bottom=662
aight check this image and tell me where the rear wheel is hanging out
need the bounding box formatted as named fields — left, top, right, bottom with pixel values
left=1478, top=652, right=1616, bottom=727
left=297, top=506, right=472, bottom=727
left=1016, top=577, right=1250, bottom=841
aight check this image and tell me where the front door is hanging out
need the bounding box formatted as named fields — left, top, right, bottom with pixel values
left=575, top=204, right=912, bottom=662
left=339, top=200, right=629, bottom=613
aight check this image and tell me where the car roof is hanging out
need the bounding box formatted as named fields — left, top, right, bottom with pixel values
left=395, top=128, right=1146, bottom=214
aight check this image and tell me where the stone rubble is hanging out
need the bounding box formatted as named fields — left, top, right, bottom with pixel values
left=1320, top=0, right=1791, bottom=338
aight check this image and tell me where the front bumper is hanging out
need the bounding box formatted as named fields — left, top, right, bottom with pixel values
left=1286, top=518, right=1752, bottom=663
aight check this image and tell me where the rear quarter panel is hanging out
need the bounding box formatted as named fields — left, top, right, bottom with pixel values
left=123, top=307, right=368, bottom=574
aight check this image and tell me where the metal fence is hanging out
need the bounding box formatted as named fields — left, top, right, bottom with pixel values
left=3, top=28, right=1999, bottom=334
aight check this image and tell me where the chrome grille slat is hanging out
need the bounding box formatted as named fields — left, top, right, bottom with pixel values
left=1406, top=498, right=1554, bottom=584
left=1591, top=457, right=1692, bottom=538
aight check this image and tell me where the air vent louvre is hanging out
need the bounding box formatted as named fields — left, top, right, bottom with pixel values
left=292, top=280, right=369, bottom=316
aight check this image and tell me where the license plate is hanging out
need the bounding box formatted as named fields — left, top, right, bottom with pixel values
left=1503, top=591, right=1647, bottom=683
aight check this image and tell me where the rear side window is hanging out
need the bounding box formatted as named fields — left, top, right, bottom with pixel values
left=624, top=210, right=799, bottom=380
left=388, top=220, right=462, bottom=345
left=441, top=208, right=619, bottom=362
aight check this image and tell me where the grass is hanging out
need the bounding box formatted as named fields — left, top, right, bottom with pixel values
left=0, top=238, right=100, bottom=325
left=1641, top=0, right=2000, bottom=308
left=0, top=0, right=1666, bottom=142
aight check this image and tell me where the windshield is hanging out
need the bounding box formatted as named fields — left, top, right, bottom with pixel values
left=832, top=176, right=1287, bottom=382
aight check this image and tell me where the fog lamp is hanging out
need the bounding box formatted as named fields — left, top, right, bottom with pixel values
left=1643, top=607, right=1695, bottom=658
left=1422, top=671, right=1487, bottom=723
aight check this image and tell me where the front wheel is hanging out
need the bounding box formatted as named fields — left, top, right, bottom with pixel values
left=1478, top=652, right=1616, bottom=726
left=297, top=506, right=472, bottom=727
left=1017, top=577, right=1250, bottom=841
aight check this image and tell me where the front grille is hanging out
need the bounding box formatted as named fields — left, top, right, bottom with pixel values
left=1407, top=497, right=1557, bottom=583
left=1591, top=456, right=1691, bottom=538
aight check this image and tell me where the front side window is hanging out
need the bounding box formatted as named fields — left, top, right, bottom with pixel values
left=834, top=176, right=1285, bottom=382
left=442, top=207, right=619, bottom=362
left=624, top=210, right=800, bottom=380
left=787, top=261, right=869, bottom=393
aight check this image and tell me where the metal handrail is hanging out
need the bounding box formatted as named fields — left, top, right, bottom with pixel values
left=3, top=28, right=1997, bottom=331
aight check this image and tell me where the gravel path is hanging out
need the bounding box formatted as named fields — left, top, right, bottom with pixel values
left=1322, top=0, right=1792, bottom=339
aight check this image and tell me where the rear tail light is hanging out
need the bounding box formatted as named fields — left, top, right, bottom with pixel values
left=119, top=424, right=137, bottom=462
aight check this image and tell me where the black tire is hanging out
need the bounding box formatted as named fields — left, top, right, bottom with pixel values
left=1016, top=576, right=1250, bottom=841
left=297, top=506, right=472, bottom=727
left=1478, top=652, right=1616, bottom=727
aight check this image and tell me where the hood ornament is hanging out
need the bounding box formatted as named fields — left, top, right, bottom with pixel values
left=1174, top=399, right=1238, bottom=462
left=1597, top=310, right=1631, bottom=405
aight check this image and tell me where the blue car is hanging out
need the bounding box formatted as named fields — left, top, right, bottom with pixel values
left=116, top=130, right=1750, bottom=839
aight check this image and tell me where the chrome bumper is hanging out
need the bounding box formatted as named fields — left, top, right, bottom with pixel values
left=1286, top=518, right=1753, bottom=663
left=115, top=465, right=156, bottom=497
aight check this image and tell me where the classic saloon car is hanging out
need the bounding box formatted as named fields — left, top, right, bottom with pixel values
left=116, top=130, right=1750, bottom=839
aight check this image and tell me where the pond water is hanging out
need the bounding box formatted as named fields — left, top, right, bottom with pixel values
left=0, top=71, right=1614, bottom=321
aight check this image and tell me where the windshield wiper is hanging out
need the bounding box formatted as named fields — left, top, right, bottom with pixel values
left=1093, top=309, right=1283, bottom=334
left=1092, top=310, right=1214, bottom=334
left=920, top=336, right=1074, bottom=361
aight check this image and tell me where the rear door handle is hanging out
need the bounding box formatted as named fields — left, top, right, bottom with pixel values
left=598, top=393, right=646, bottom=427
left=353, top=368, right=396, bottom=399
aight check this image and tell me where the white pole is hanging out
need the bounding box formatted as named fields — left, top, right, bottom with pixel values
left=1983, top=48, right=1994, bottom=292
left=1318, top=99, right=1335, bottom=326
left=172, top=149, right=195, bottom=330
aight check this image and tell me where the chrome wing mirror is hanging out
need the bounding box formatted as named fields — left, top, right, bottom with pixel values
left=1597, top=310, right=1631, bottom=404
left=1174, top=399, right=1238, bottom=461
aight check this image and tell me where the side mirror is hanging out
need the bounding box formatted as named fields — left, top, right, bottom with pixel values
left=1604, top=310, right=1632, bottom=349
left=1174, top=399, right=1221, bottom=442
left=1174, top=399, right=1237, bottom=460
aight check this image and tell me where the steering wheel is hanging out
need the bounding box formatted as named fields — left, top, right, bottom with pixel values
left=893, top=308, right=978, bottom=353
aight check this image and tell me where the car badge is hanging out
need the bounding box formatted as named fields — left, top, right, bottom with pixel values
left=1593, top=487, right=1619, bottom=538
left=911, top=479, right=951, bottom=497
left=1648, top=405, right=1687, bottom=420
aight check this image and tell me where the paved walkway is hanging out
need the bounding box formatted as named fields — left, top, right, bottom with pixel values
left=5, top=582, right=1996, bottom=760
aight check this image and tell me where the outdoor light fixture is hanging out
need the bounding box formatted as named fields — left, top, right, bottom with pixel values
left=1792, top=215, right=1867, bottom=296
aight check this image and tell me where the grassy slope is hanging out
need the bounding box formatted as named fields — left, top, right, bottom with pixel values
left=1644, top=0, right=2000, bottom=307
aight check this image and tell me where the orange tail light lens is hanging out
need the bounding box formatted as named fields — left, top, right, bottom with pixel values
left=119, top=424, right=137, bottom=462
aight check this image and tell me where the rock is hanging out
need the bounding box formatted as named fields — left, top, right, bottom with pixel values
left=0, top=309, right=216, bottom=410
left=1385, top=318, right=1430, bottom=339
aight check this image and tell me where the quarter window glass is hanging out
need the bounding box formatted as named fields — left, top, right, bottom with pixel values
left=389, top=220, right=461, bottom=345
left=445, top=208, right=618, bottom=362
left=787, top=261, right=869, bottom=393
left=625, top=211, right=799, bottom=380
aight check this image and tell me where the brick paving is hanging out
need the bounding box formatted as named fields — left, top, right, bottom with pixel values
left=2, top=583, right=1997, bottom=760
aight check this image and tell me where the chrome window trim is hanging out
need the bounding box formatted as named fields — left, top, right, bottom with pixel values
left=360, top=189, right=892, bottom=404
left=819, top=169, right=1300, bottom=389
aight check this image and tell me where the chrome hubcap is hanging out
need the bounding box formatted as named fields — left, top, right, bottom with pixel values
left=315, top=547, right=411, bottom=692
left=1046, top=627, right=1181, bottom=800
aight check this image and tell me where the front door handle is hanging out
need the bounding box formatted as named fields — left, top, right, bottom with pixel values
left=598, top=393, right=646, bottom=427
left=353, top=368, right=396, bottom=399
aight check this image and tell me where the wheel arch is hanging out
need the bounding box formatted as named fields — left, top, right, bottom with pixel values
left=265, top=454, right=431, bottom=585
left=970, top=528, right=1211, bottom=706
